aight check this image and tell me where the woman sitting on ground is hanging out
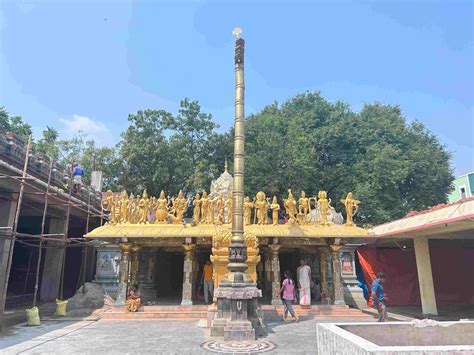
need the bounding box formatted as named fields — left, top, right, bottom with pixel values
left=126, top=284, right=141, bottom=312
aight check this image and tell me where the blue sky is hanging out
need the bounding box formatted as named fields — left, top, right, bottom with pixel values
left=1, top=0, right=472, bottom=175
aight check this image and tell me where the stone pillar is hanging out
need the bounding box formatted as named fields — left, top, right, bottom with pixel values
left=263, top=248, right=272, bottom=300
left=318, top=247, right=330, bottom=300
left=330, top=245, right=345, bottom=305
left=414, top=237, right=438, bottom=316
left=0, top=198, right=17, bottom=330
left=93, top=244, right=121, bottom=297
left=114, top=242, right=132, bottom=306
left=40, top=218, right=66, bottom=301
left=269, top=244, right=282, bottom=305
left=181, top=244, right=196, bottom=306
left=140, top=249, right=157, bottom=304
left=130, top=244, right=142, bottom=285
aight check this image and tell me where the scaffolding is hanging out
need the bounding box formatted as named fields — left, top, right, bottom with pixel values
left=0, top=135, right=108, bottom=329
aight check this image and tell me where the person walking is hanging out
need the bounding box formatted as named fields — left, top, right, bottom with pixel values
left=202, top=260, right=214, bottom=304
left=280, top=270, right=299, bottom=322
left=371, top=272, right=387, bottom=322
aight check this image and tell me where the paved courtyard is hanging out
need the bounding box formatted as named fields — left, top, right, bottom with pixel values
left=0, top=317, right=372, bottom=354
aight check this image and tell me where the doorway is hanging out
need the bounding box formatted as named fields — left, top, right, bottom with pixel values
left=154, top=251, right=183, bottom=304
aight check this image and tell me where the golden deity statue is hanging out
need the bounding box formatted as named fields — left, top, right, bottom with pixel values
left=216, top=193, right=225, bottom=225
left=298, top=191, right=310, bottom=216
left=200, top=191, right=209, bottom=224
left=102, top=190, right=118, bottom=225
left=254, top=191, right=268, bottom=225
left=244, top=196, right=254, bottom=225
left=119, top=190, right=129, bottom=223
left=155, top=190, right=169, bottom=224
left=127, top=193, right=136, bottom=223
left=270, top=196, right=280, bottom=226
left=138, top=190, right=150, bottom=224
left=192, top=194, right=201, bottom=224
left=226, top=194, right=232, bottom=224
left=171, top=191, right=187, bottom=224
left=208, top=194, right=216, bottom=224
left=317, top=190, right=331, bottom=226
left=340, top=192, right=360, bottom=226
left=283, top=189, right=298, bottom=225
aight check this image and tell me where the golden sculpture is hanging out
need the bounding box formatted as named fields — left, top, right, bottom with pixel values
left=283, top=189, right=298, bottom=225
left=341, top=192, right=360, bottom=226
left=170, top=190, right=187, bottom=224
left=226, top=194, right=232, bottom=224
left=216, top=193, right=225, bottom=225
left=102, top=190, right=118, bottom=225
left=298, top=191, right=310, bottom=216
left=254, top=191, right=268, bottom=225
left=208, top=194, right=216, bottom=224
left=200, top=191, right=209, bottom=224
left=118, top=190, right=129, bottom=224
left=127, top=193, right=136, bottom=223
left=317, top=191, right=331, bottom=226
left=155, top=190, right=169, bottom=224
left=193, top=194, right=201, bottom=224
left=244, top=196, right=254, bottom=225
left=270, top=196, right=280, bottom=226
left=138, top=190, right=150, bottom=224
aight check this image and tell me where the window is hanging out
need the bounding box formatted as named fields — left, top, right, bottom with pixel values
left=460, top=187, right=466, bottom=199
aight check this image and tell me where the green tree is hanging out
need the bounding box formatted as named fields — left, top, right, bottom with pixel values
left=35, top=126, right=60, bottom=159
left=0, top=107, right=33, bottom=141
left=244, top=92, right=454, bottom=224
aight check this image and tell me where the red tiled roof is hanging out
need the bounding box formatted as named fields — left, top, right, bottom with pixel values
left=403, top=197, right=474, bottom=218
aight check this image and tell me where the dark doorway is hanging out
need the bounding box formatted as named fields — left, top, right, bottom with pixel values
left=154, top=251, right=184, bottom=304
left=279, top=249, right=303, bottom=282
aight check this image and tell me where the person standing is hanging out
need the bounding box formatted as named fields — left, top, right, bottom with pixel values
left=202, top=260, right=214, bottom=304
left=371, top=272, right=387, bottom=322
left=72, top=163, right=84, bottom=193
left=297, top=259, right=311, bottom=306
left=280, top=271, right=299, bottom=322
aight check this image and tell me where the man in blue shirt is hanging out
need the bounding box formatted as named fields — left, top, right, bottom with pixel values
left=72, top=163, right=84, bottom=193
left=371, top=272, right=387, bottom=322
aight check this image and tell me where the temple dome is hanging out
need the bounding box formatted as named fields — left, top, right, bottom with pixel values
left=210, top=161, right=233, bottom=197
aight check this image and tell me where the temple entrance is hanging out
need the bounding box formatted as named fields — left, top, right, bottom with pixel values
left=279, top=249, right=303, bottom=281
left=154, top=250, right=183, bottom=304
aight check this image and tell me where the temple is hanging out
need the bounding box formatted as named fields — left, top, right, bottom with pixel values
left=86, top=166, right=373, bottom=309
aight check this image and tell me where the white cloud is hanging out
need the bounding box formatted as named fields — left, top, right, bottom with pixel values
left=58, top=114, right=114, bottom=146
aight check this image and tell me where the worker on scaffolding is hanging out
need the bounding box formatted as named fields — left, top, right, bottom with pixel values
left=72, top=163, right=84, bottom=193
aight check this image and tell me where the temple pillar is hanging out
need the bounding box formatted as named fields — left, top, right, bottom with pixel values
left=181, top=244, right=196, bottom=306
left=414, top=237, right=438, bottom=316
left=130, top=244, right=142, bottom=286
left=318, top=246, right=330, bottom=299
left=140, top=249, right=157, bottom=304
left=269, top=244, right=282, bottom=305
left=263, top=248, right=272, bottom=300
left=330, top=245, right=346, bottom=305
left=114, top=242, right=132, bottom=306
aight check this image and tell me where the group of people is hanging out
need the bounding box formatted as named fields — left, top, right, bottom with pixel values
left=125, top=258, right=388, bottom=323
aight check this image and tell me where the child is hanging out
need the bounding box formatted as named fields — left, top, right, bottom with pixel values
left=280, top=270, right=299, bottom=322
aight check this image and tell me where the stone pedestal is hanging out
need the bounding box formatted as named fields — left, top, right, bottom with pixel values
left=114, top=243, right=132, bottom=306
left=330, top=245, right=346, bottom=306
left=340, top=246, right=367, bottom=309
left=181, top=244, right=196, bottom=306
left=210, top=284, right=262, bottom=341
left=269, top=245, right=282, bottom=305
left=93, top=244, right=121, bottom=298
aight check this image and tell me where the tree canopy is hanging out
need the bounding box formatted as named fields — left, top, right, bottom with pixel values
left=1, top=92, right=454, bottom=224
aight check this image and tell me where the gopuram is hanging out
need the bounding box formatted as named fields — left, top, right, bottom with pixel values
left=85, top=29, right=373, bottom=318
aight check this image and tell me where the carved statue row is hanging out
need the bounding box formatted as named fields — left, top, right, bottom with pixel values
left=102, top=189, right=360, bottom=227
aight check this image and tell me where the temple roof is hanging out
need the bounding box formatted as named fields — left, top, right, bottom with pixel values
left=85, top=223, right=372, bottom=239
